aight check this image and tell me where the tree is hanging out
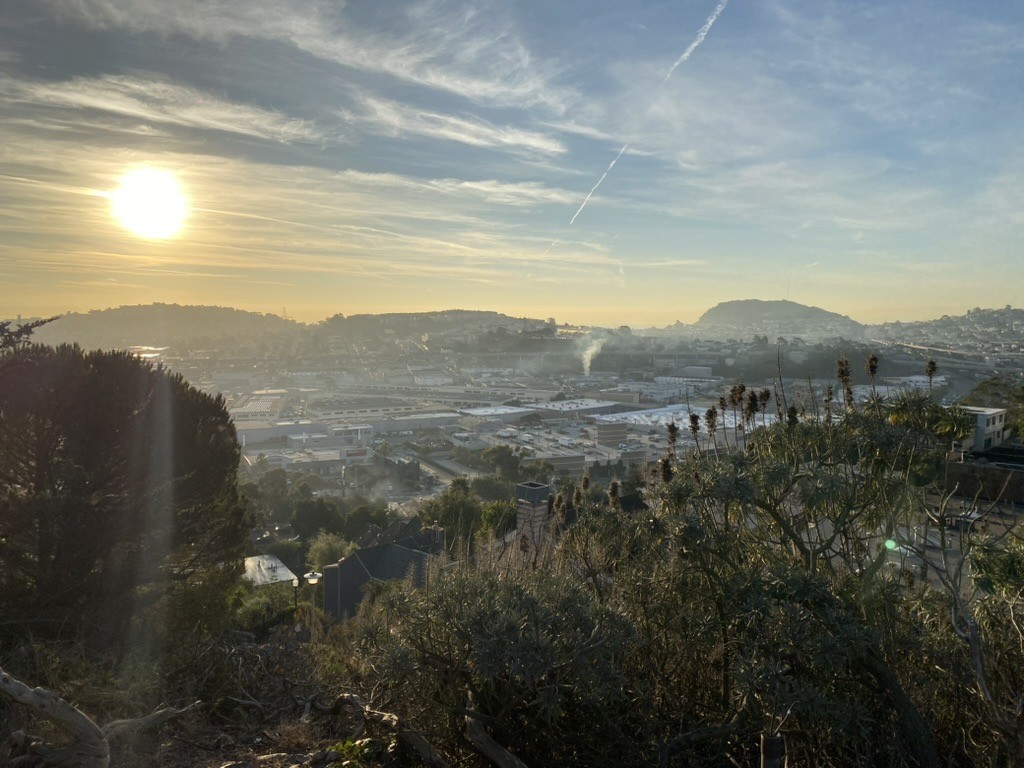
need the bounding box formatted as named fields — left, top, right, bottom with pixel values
left=257, top=468, right=291, bottom=521
left=0, top=316, right=58, bottom=353
left=932, top=404, right=974, bottom=446
left=0, top=344, right=249, bottom=653
left=342, top=567, right=638, bottom=768
left=336, top=370, right=1024, bottom=766
left=962, top=375, right=1024, bottom=435
left=480, top=500, right=517, bottom=537
left=306, top=530, right=354, bottom=571
left=519, top=412, right=544, bottom=428
left=342, top=502, right=388, bottom=541
left=470, top=475, right=514, bottom=502
left=290, top=495, right=343, bottom=539
left=419, top=478, right=485, bottom=546
left=481, top=445, right=522, bottom=481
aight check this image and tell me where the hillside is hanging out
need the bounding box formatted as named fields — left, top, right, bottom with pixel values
left=870, top=305, right=1024, bottom=341
left=32, top=304, right=304, bottom=350
left=317, top=309, right=549, bottom=341
left=22, top=304, right=556, bottom=352
left=689, top=299, right=864, bottom=339
left=696, top=299, right=857, bottom=326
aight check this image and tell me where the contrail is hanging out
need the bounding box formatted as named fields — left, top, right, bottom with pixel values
left=569, top=142, right=629, bottom=225
left=0, top=173, right=106, bottom=198
left=661, top=0, right=731, bottom=87
left=540, top=239, right=560, bottom=258
left=561, top=0, right=730, bottom=229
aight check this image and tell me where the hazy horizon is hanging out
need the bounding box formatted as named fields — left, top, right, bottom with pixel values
left=3, top=0, right=1022, bottom=326
left=8, top=297, right=1018, bottom=331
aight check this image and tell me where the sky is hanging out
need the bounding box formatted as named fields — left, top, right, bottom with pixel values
left=2, top=0, right=1023, bottom=327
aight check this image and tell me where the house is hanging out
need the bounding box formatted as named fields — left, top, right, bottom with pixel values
left=321, top=521, right=444, bottom=619
left=242, top=554, right=297, bottom=586
left=960, top=406, right=1011, bottom=452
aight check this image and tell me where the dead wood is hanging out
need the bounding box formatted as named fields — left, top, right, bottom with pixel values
left=463, top=698, right=529, bottom=768
left=101, top=701, right=201, bottom=741
left=329, top=693, right=448, bottom=768
left=0, top=666, right=197, bottom=768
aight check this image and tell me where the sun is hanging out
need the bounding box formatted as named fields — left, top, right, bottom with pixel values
left=109, top=168, right=189, bottom=239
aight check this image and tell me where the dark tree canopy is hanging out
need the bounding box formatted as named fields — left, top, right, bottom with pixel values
left=0, top=316, right=58, bottom=352
left=0, top=344, right=249, bottom=651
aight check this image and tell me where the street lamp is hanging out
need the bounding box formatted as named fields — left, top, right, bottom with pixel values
left=292, top=577, right=300, bottom=609
left=303, top=571, right=322, bottom=610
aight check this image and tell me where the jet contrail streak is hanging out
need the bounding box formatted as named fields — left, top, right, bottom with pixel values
left=661, top=0, right=731, bottom=88
left=563, top=0, right=730, bottom=229
left=540, top=239, right=560, bottom=258
left=568, top=142, right=629, bottom=225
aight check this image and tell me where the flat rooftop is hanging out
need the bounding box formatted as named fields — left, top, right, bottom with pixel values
left=309, top=396, right=410, bottom=409
left=458, top=406, right=535, bottom=417
left=594, top=404, right=777, bottom=430
left=243, top=555, right=297, bottom=586
left=527, top=399, right=620, bottom=412
left=387, top=412, right=460, bottom=421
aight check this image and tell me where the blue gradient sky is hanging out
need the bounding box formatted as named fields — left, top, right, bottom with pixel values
left=2, top=0, right=1022, bottom=326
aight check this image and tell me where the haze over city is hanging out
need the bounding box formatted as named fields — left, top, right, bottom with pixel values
left=2, top=0, right=1023, bottom=325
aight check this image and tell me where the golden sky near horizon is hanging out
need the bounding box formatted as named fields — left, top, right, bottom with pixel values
left=3, top=0, right=1023, bottom=327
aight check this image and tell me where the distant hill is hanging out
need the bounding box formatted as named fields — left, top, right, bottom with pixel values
left=870, top=306, right=1024, bottom=337
left=317, top=309, right=547, bottom=340
left=697, top=300, right=858, bottom=327
left=689, top=300, right=864, bottom=339
left=32, top=304, right=303, bottom=350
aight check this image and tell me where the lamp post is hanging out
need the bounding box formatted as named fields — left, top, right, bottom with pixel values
left=303, top=571, right=322, bottom=611
left=292, top=577, right=300, bottom=610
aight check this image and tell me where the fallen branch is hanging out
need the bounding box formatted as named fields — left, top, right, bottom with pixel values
left=463, top=694, right=529, bottom=768
left=0, top=667, right=198, bottom=768
left=330, top=693, right=448, bottom=768
left=102, top=701, right=201, bottom=741
left=0, top=667, right=108, bottom=768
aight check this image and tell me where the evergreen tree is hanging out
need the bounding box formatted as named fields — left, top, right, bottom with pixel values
left=0, top=344, right=249, bottom=653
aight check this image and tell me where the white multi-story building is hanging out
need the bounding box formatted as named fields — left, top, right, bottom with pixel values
left=961, top=406, right=1010, bottom=452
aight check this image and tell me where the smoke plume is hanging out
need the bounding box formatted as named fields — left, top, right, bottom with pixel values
left=581, top=337, right=607, bottom=375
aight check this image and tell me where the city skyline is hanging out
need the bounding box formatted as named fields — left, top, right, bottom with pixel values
left=2, top=0, right=1023, bottom=326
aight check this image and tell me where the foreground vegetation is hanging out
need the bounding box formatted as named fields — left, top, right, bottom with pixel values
left=3, top=329, right=1024, bottom=767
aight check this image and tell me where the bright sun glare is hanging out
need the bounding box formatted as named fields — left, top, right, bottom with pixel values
left=110, top=168, right=189, bottom=239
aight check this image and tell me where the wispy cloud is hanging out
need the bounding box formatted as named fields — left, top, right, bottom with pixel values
left=344, top=96, right=564, bottom=155
left=0, top=130, right=612, bottom=289
left=1, top=73, right=327, bottom=143
left=6, top=0, right=1024, bottom=323
left=45, top=0, right=573, bottom=111
left=60, top=278, right=147, bottom=289
left=542, top=120, right=618, bottom=143
left=421, top=178, right=576, bottom=206
left=630, top=259, right=707, bottom=268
